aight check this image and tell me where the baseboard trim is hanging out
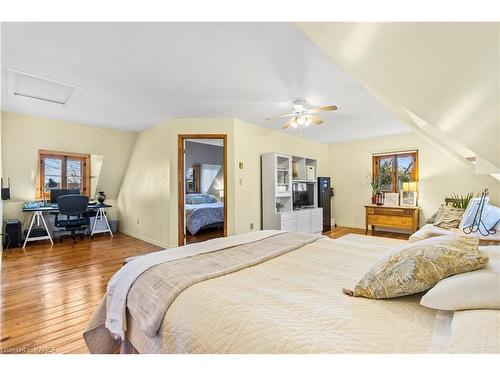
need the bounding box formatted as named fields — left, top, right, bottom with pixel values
left=336, top=222, right=365, bottom=230
left=118, top=229, right=166, bottom=248
left=336, top=223, right=413, bottom=235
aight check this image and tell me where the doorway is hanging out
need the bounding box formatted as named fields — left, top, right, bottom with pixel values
left=178, top=134, right=227, bottom=246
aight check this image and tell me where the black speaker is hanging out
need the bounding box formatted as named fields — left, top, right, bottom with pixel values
left=1, top=177, right=11, bottom=200
left=3, top=219, right=22, bottom=249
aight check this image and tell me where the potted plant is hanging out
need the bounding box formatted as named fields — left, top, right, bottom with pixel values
left=446, top=192, right=474, bottom=209
left=367, top=172, right=380, bottom=204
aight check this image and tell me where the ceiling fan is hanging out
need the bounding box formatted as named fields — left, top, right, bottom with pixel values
left=266, top=99, right=338, bottom=130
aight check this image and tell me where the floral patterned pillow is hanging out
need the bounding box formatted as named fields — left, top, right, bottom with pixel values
left=343, top=235, right=488, bottom=299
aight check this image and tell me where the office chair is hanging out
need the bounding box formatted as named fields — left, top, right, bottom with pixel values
left=54, top=194, right=90, bottom=242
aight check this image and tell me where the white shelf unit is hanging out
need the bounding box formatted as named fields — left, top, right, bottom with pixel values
left=292, top=156, right=317, bottom=182
left=261, top=152, right=322, bottom=233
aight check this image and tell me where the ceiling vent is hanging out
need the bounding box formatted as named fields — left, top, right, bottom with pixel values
left=6, top=68, right=82, bottom=106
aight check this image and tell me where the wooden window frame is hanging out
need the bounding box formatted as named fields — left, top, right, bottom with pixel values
left=372, top=150, right=419, bottom=193
left=37, top=150, right=91, bottom=199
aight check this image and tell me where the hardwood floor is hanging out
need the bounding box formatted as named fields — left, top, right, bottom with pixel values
left=0, top=226, right=407, bottom=354
left=0, top=233, right=160, bottom=354
left=324, top=226, right=410, bottom=240
left=186, top=227, right=224, bottom=244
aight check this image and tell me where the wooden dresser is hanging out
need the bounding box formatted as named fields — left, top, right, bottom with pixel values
left=365, top=205, right=419, bottom=234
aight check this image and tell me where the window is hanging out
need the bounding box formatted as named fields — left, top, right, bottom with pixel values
left=38, top=150, right=90, bottom=199
left=372, top=151, right=418, bottom=193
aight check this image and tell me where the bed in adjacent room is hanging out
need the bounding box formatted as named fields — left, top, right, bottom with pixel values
left=185, top=194, right=224, bottom=235
left=84, top=231, right=500, bottom=354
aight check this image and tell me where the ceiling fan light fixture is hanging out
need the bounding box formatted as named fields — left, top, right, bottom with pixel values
left=292, top=103, right=306, bottom=113
left=295, top=115, right=311, bottom=128
left=267, top=99, right=337, bottom=131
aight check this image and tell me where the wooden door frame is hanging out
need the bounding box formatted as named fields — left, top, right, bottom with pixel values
left=178, top=134, right=228, bottom=246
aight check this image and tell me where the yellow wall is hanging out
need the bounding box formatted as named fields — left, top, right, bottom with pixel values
left=1, top=112, right=328, bottom=248
left=117, top=118, right=329, bottom=248
left=328, top=132, right=500, bottom=229
left=233, top=119, right=329, bottom=234
left=1, top=112, right=137, bottom=223
left=117, top=119, right=236, bottom=247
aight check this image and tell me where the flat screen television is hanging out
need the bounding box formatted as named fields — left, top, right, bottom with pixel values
left=292, top=182, right=315, bottom=209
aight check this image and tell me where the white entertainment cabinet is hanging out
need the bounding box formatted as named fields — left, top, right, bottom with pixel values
left=261, top=152, right=322, bottom=233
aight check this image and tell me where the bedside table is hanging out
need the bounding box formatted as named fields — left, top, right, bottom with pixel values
left=365, top=205, right=419, bottom=234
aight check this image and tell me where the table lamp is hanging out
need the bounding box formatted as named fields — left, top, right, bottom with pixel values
left=403, top=182, right=418, bottom=193
left=402, top=181, right=418, bottom=206
left=43, top=178, right=59, bottom=204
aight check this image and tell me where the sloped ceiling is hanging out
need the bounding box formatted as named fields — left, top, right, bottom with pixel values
left=297, top=22, right=500, bottom=166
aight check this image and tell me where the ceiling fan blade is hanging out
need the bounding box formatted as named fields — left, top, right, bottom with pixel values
left=281, top=118, right=296, bottom=129
left=305, top=115, right=324, bottom=125
left=307, top=105, right=338, bottom=114
left=266, top=113, right=295, bottom=120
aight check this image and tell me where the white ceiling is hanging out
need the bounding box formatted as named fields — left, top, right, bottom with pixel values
left=1, top=22, right=410, bottom=143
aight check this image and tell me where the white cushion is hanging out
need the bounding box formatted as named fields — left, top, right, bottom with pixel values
left=482, top=205, right=500, bottom=231
left=420, top=247, right=500, bottom=311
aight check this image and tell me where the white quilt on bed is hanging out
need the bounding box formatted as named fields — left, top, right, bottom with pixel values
left=86, top=232, right=500, bottom=354
left=126, top=235, right=445, bottom=353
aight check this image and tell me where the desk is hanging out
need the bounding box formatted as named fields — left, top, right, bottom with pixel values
left=22, top=202, right=113, bottom=248
left=365, top=205, right=419, bottom=234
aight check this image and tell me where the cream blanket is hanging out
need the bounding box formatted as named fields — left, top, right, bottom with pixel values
left=84, top=232, right=500, bottom=354
left=105, top=230, right=284, bottom=340
left=85, top=231, right=322, bottom=352
left=127, top=232, right=322, bottom=338
left=410, top=224, right=500, bottom=245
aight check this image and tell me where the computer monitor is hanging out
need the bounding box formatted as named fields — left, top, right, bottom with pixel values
left=50, top=189, right=81, bottom=204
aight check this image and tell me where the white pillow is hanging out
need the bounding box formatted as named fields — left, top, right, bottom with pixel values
left=420, top=247, right=500, bottom=311
left=482, top=205, right=500, bottom=231
left=459, top=197, right=490, bottom=229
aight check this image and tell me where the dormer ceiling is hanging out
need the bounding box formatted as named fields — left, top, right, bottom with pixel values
left=1, top=22, right=409, bottom=144
left=297, top=22, right=500, bottom=166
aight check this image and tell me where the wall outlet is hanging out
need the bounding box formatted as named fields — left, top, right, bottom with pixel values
left=250, top=223, right=254, bottom=230
left=137, top=218, right=140, bottom=225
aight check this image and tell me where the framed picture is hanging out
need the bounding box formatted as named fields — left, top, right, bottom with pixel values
left=400, top=191, right=417, bottom=206
left=459, top=197, right=489, bottom=229
left=383, top=192, right=399, bottom=206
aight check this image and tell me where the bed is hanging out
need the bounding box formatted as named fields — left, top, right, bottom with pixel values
left=410, top=224, right=500, bottom=246
left=185, top=194, right=224, bottom=235
left=84, top=231, right=500, bottom=354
